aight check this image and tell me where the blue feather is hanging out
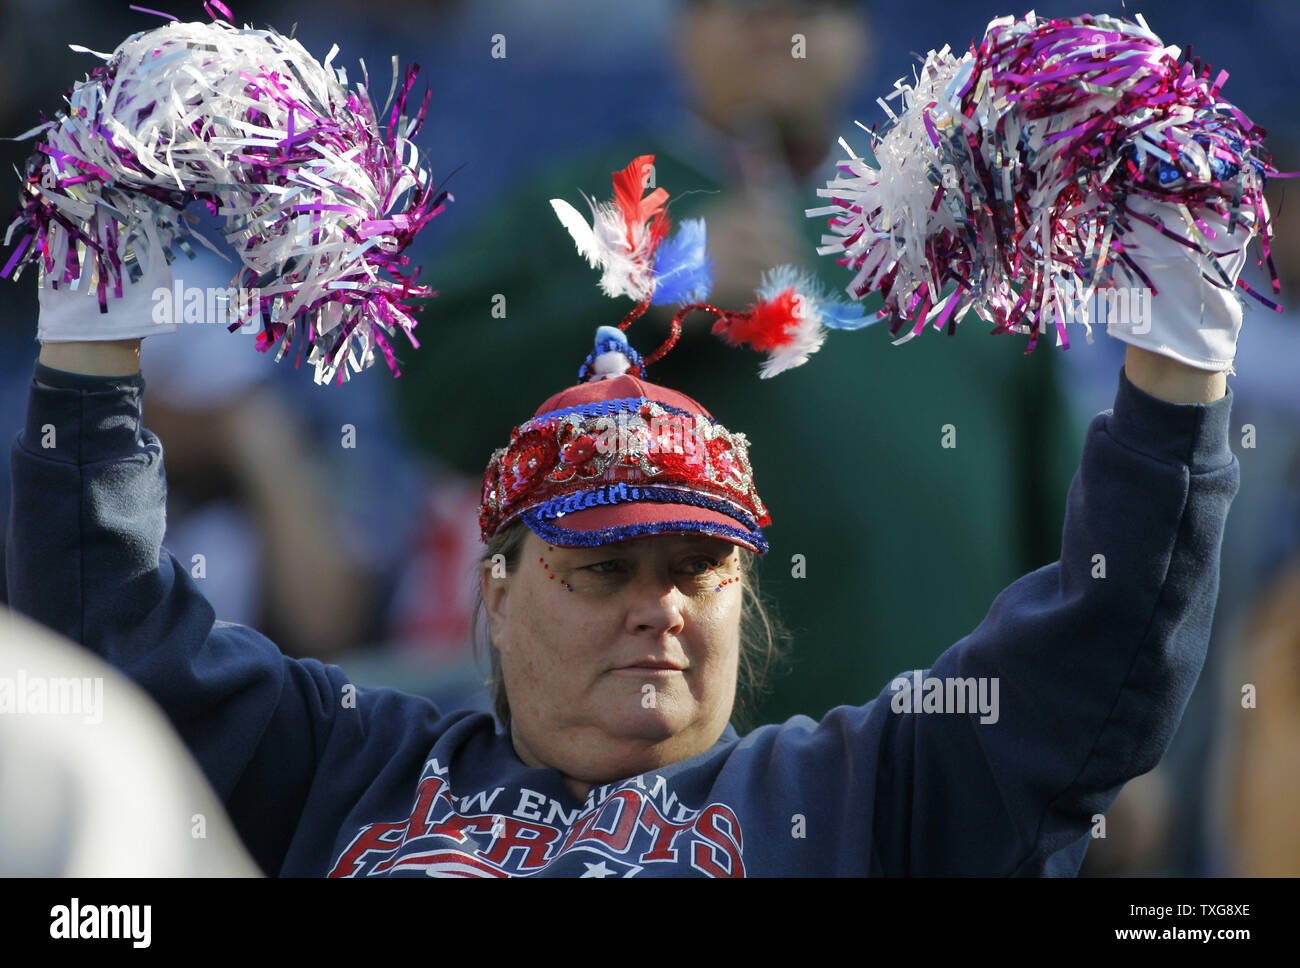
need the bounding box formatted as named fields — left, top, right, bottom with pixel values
left=820, top=299, right=875, bottom=330
left=651, top=219, right=714, bottom=305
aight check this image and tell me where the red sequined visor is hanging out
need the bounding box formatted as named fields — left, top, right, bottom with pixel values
left=479, top=373, right=769, bottom=554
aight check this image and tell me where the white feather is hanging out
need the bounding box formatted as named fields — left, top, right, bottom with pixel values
left=758, top=306, right=828, bottom=379
left=549, top=198, right=601, bottom=268
left=551, top=196, right=655, bottom=301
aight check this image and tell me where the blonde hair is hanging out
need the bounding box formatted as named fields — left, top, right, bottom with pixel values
left=471, top=520, right=789, bottom=731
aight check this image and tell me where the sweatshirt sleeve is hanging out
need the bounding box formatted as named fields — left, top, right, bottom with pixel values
left=4, top=363, right=438, bottom=874
left=864, top=363, right=1239, bottom=875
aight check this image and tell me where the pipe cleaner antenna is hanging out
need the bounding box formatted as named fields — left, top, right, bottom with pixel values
left=551, top=155, right=870, bottom=379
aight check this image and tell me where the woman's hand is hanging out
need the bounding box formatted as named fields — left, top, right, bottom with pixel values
left=1108, top=193, right=1257, bottom=403
left=35, top=245, right=175, bottom=377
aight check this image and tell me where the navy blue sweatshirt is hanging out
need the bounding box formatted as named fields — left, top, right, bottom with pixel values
left=6, top=361, right=1238, bottom=876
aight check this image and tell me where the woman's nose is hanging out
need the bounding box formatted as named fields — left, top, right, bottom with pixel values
left=624, top=575, right=687, bottom=637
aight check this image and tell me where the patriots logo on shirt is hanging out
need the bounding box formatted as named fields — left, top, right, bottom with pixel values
left=327, top=759, right=745, bottom=878
left=385, top=850, right=643, bottom=879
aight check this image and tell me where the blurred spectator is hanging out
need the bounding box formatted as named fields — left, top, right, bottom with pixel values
left=136, top=222, right=437, bottom=659
left=1211, top=546, right=1300, bottom=877
left=1194, top=148, right=1300, bottom=877
left=1078, top=768, right=1175, bottom=876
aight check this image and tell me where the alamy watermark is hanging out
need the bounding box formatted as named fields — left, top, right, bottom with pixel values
left=889, top=671, right=1000, bottom=725
left=1049, top=284, right=1151, bottom=335
left=50, top=898, right=150, bottom=948
left=0, top=670, right=103, bottom=725
left=588, top=413, right=711, bottom=466
left=152, top=282, right=261, bottom=331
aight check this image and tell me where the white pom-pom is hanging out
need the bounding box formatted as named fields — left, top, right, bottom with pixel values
left=590, top=350, right=633, bottom=380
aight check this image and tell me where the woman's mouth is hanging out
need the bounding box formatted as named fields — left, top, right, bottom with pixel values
left=611, top=657, right=687, bottom=675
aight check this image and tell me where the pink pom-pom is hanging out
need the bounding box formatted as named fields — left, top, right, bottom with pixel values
left=3, top=10, right=448, bottom=385
left=809, top=11, right=1288, bottom=354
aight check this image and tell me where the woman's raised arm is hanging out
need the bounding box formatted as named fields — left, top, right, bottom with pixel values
left=9, top=294, right=445, bottom=875
left=875, top=358, right=1237, bottom=873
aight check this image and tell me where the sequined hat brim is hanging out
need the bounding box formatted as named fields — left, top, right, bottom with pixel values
left=520, top=499, right=769, bottom=555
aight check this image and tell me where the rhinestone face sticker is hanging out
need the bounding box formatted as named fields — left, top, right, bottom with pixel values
left=538, top=547, right=575, bottom=592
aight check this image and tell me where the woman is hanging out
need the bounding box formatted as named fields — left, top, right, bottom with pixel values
left=8, top=190, right=1250, bottom=876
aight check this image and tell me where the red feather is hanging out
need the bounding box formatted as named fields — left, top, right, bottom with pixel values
left=711, top=288, right=801, bottom=352
left=612, top=154, right=669, bottom=250
left=646, top=208, right=670, bottom=254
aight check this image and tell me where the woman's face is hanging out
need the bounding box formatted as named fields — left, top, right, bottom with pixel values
left=482, top=528, right=743, bottom=800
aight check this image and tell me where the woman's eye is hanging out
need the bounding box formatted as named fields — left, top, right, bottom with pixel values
left=581, top=558, right=723, bottom=576
left=684, top=557, right=724, bottom=575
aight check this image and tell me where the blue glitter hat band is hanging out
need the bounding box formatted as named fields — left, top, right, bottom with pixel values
left=515, top=481, right=768, bottom=554
left=521, top=508, right=769, bottom=555
left=527, top=481, right=760, bottom=530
